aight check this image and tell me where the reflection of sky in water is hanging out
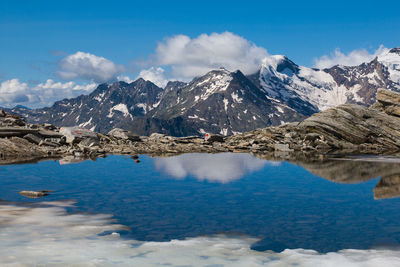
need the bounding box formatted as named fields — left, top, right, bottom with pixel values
left=154, top=153, right=279, bottom=182
left=1, top=154, right=400, bottom=265
left=1, top=201, right=400, bottom=267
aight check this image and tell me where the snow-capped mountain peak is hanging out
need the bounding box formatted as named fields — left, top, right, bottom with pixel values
left=253, top=49, right=400, bottom=114
left=377, top=47, right=400, bottom=83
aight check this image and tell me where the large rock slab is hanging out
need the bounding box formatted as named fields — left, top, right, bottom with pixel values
left=108, top=128, right=141, bottom=141
left=60, top=126, right=98, bottom=144
left=376, top=89, right=400, bottom=106
left=297, top=103, right=400, bottom=151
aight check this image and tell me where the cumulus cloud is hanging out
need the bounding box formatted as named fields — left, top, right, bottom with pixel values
left=0, top=79, right=30, bottom=104
left=142, top=32, right=268, bottom=81
left=57, top=51, right=124, bottom=83
left=137, top=67, right=168, bottom=87
left=116, top=75, right=134, bottom=84
left=313, top=45, right=389, bottom=69
left=0, top=78, right=97, bottom=108
left=154, top=153, right=277, bottom=183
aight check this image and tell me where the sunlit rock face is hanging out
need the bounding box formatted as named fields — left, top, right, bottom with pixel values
left=153, top=152, right=278, bottom=183
left=1, top=200, right=400, bottom=266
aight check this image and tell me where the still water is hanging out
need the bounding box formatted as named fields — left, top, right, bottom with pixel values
left=1, top=153, right=400, bottom=266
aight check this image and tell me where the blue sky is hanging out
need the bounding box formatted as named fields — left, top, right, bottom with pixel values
left=0, top=0, right=399, bottom=107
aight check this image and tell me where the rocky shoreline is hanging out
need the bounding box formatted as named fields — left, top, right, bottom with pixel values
left=2, top=89, right=400, bottom=165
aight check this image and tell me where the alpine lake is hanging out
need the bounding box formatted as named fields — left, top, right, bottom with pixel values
left=1, top=152, right=400, bottom=266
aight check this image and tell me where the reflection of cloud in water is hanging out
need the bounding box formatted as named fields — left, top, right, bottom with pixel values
left=154, top=153, right=279, bottom=183
left=1, top=201, right=400, bottom=266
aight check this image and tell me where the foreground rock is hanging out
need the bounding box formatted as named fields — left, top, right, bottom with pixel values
left=2, top=89, right=400, bottom=165
left=226, top=89, right=400, bottom=155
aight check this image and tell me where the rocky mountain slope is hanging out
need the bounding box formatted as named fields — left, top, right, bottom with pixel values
left=132, top=68, right=303, bottom=136
left=7, top=48, right=400, bottom=136
left=248, top=47, right=400, bottom=114
left=9, top=79, right=163, bottom=133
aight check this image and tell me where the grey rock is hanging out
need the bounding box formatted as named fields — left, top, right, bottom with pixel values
left=23, top=133, right=43, bottom=145
left=204, top=133, right=224, bottom=143
left=39, top=140, right=59, bottom=147
left=44, top=137, right=66, bottom=145
left=274, top=143, right=294, bottom=152
left=376, top=88, right=400, bottom=106
left=79, top=137, right=100, bottom=148
left=38, top=130, right=63, bottom=138
left=149, top=133, right=166, bottom=140
left=60, top=126, right=98, bottom=144
left=108, top=128, right=141, bottom=141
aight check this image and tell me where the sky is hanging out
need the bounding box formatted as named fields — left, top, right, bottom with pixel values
left=0, top=0, right=399, bottom=108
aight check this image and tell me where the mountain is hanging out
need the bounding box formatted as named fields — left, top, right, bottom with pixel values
left=129, top=68, right=304, bottom=136
left=7, top=47, right=400, bottom=136
left=9, top=79, right=163, bottom=133
left=248, top=48, right=400, bottom=114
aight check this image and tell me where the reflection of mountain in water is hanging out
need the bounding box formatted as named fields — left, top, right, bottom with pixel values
left=155, top=152, right=400, bottom=199
left=154, top=153, right=279, bottom=183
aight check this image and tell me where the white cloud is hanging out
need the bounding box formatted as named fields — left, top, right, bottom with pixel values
left=313, top=45, right=389, bottom=69
left=0, top=78, right=97, bottom=108
left=0, top=78, right=31, bottom=104
left=144, top=32, right=268, bottom=80
left=116, top=75, right=134, bottom=84
left=154, top=153, right=277, bottom=183
left=137, top=67, right=168, bottom=87
left=57, top=51, right=124, bottom=83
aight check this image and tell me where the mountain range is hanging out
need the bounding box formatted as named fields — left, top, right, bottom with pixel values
left=6, top=47, right=400, bottom=136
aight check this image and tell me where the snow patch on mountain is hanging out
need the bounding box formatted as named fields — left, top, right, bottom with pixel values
left=378, top=48, right=400, bottom=84
left=107, top=104, right=132, bottom=119
left=196, top=70, right=233, bottom=100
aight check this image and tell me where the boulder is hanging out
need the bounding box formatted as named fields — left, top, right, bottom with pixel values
left=274, top=143, right=293, bottom=152
left=42, top=123, right=56, bottom=130
left=44, top=137, right=66, bottom=146
left=23, top=133, right=43, bottom=145
left=60, top=126, right=98, bottom=144
left=39, top=140, right=59, bottom=147
left=376, top=89, right=400, bottom=106
left=79, top=137, right=100, bottom=147
left=38, top=130, right=63, bottom=138
left=375, top=89, right=400, bottom=117
left=149, top=133, right=165, bottom=140
left=204, top=133, right=224, bottom=143
left=108, top=128, right=141, bottom=141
